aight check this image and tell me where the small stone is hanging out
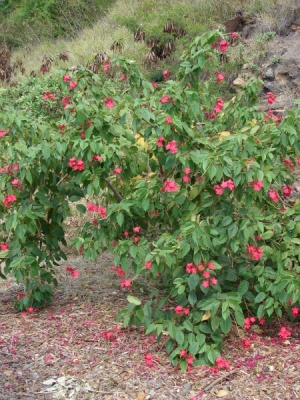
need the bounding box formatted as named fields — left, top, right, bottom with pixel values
left=265, top=67, right=275, bottom=81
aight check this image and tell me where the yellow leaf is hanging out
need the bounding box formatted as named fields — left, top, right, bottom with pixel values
left=251, top=324, right=263, bottom=334
left=201, top=310, right=211, bottom=321
left=132, top=175, right=143, bottom=181
left=216, top=389, right=229, bottom=397
left=147, top=172, right=155, bottom=178
left=136, top=393, right=146, bottom=400
left=218, top=131, right=231, bottom=137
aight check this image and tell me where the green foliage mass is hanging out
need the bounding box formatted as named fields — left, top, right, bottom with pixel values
left=1, top=30, right=300, bottom=369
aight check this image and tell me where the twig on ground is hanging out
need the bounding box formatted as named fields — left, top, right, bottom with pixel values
left=200, top=369, right=237, bottom=392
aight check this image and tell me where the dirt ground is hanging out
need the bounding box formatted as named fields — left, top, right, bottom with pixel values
left=1, top=250, right=300, bottom=400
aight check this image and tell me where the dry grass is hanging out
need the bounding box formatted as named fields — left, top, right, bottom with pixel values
left=11, top=0, right=300, bottom=82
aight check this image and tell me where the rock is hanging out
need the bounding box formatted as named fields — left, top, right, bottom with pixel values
left=265, top=66, right=275, bottom=80
left=233, top=77, right=246, bottom=87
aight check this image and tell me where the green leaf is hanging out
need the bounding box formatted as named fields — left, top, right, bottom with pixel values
left=116, top=212, right=124, bottom=227
left=188, top=274, right=200, bottom=289
left=189, top=341, right=200, bottom=355
left=188, top=292, right=197, bottom=306
left=220, top=317, right=232, bottom=334
left=234, top=310, right=245, bottom=327
left=290, top=238, right=300, bottom=244
left=237, top=280, right=249, bottom=296
left=175, top=330, right=185, bottom=346
left=255, top=292, right=266, bottom=303
left=76, top=204, right=86, bottom=213
left=127, top=295, right=141, bottom=306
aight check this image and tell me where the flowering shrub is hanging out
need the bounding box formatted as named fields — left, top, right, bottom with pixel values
left=1, top=30, right=300, bottom=368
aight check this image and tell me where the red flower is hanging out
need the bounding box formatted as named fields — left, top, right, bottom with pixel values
left=3, top=194, right=17, bottom=206
left=268, top=189, right=279, bottom=202
left=216, top=72, right=225, bottom=83
left=121, top=279, right=132, bottom=287
left=214, top=98, right=224, bottom=113
left=43, top=91, right=56, bottom=100
left=186, top=263, right=197, bottom=274
left=249, top=180, right=263, bottom=191
left=247, top=244, right=263, bottom=261
left=215, top=357, right=230, bottom=370
left=291, top=307, right=299, bottom=317
left=202, top=280, right=210, bottom=288
left=87, top=202, right=107, bottom=218
left=145, top=261, right=152, bottom=270
left=164, top=116, right=173, bottom=124
left=63, top=74, right=71, bottom=82
left=219, top=40, right=229, bottom=52
left=282, top=185, right=292, bottom=198
left=183, top=175, right=190, bottom=183
left=0, top=243, right=9, bottom=250
left=165, top=140, right=178, bottom=154
left=161, top=180, right=179, bottom=192
left=163, top=69, right=169, bottom=79
left=231, top=32, right=238, bottom=39
left=104, top=97, right=115, bottom=109
left=68, top=158, right=85, bottom=171
left=267, top=91, right=276, bottom=104
left=214, top=184, right=224, bottom=196
left=113, top=167, right=122, bottom=174
left=278, top=326, right=291, bottom=340
left=157, top=136, right=165, bottom=147
left=69, top=81, right=77, bottom=90
left=160, top=95, right=171, bottom=103
left=117, top=267, right=125, bottom=277
left=242, top=338, right=251, bottom=349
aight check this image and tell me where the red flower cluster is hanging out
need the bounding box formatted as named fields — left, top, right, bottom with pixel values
left=3, top=194, right=17, bottom=206
left=163, top=69, right=169, bottom=79
left=164, top=116, right=173, bottom=124
left=0, top=163, right=19, bottom=174
left=268, top=189, right=279, bottom=202
left=160, top=95, right=172, bottom=103
left=265, top=109, right=281, bottom=123
left=66, top=266, right=80, bottom=279
left=216, top=72, right=225, bottom=84
left=120, top=279, right=132, bottom=287
left=0, top=242, right=9, bottom=250
left=0, top=129, right=9, bottom=138
left=63, top=74, right=71, bottom=82
left=214, top=179, right=235, bottom=195
left=292, top=306, right=299, bottom=317
left=161, top=179, right=179, bottom=192
left=247, top=244, right=263, bottom=261
left=267, top=91, right=276, bottom=104
left=87, top=202, right=107, bottom=218
left=104, top=97, right=115, bottom=109
left=278, top=326, right=291, bottom=340
left=69, top=81, right=77, bottom=90
left=215, top=357, right=230, bottom=370
left=157, top=136, right=165, bottom=147
left=282, top=184, right=292, bottom=198
left=174, top=305, right=190, bottom=316
left=281, top=158, right=294, bottom=172
left=43, top=91, right=56, bottom=100
left=62, top=96, right=72, bottom=110
left=244, top=316, right=256, bottom=330
left=68, top=158, right=85, bottom=171
left=165, top=140, right=178, bottom=154
left=179, top=350, right=194, bottom=365
left=214, top=98, right=224, bottom=113
left=219, top=40, right=229, bottom=52
left=248, top=179, right=263, bottom=191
